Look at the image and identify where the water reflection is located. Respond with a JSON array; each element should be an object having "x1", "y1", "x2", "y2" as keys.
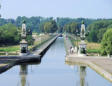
[
  {"x1": 19, "y1": 65, "x2": 28, "y2": 86},
  {"x1": 66, "y1": 62, "x2": 87, "y2": 86},
  {"x1": 79, "y1": 66, "x2": 86, "y2": 86},
  {"x1": 69, "y1": 64, "x2": 87, "y2": 86},
  {"x1": 0, "y1": 38, "x2": 112, "y2": 86},
  {"x1": 18, "y1": 65, "x2": 87, "y2": 86}
]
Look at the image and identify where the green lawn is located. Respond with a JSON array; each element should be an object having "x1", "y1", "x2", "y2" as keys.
[
  {"x1": 0, "y1": 45, "x2": 20, "y2": 52},
  {"x1": 87, "y1": 49, "x2": 100, "y2": 53},
  {"x1": 86, "y1": 42, "x2": 101, "y2": 53},
  {"x1": 69, "y1": 35, "x2": 101, "y2": 54}
]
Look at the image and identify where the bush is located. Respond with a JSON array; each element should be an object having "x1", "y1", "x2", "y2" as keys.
[
  {"x1": 101, "y1": 28, "x2": 112, "y2": 55},
  {"x1": 0, "y1": 23, "x2": 20, "y2": 45}
]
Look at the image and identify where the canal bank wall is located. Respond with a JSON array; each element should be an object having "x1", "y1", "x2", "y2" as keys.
[
  {"x1": 65, "y1": 57, "x2": 112, "y2": 82},
  {"x1": 33, "y1": 34, "x2": 59, "y2": 57},
  {"x1": 0, "y1": 34, "x2": 60, "y2": 74},
  {"x1": 64, "y1": 35, "x2": 112, "y2": 82},
  {"x1": 0, "y1": 59, "x2": 17, "y2": 74}
]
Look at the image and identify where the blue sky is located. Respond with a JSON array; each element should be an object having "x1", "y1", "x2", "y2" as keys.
[{"x1": 0, "y1": 0, "x2": 112, "y2": 19}]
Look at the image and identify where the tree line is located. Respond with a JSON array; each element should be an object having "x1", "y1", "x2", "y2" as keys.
[
  {"x1": 0, "y1": 17, "x2": 96, "y2": 33},
  {"x1": 87, "y1": 19, "x2": 112, "y2": 42},
  {"x1": 0, "y1": 23, "x2": 33, "y2": 46},
  {"x1": 0, "y1": 16, "x2": 112, "y2": 48}
]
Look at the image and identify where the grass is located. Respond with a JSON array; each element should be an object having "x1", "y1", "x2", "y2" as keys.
[
  {"x1": 0, "y1": 45, "x2": 20, "y2": 52},
  {"x1": 87, "y1": 42, "x2": 101, "y2": 50},
  {"x1": 0, "y1": 34, "x2": 55, "y2": 56},
  {"x1": 69, "y1": 35, "x2": 101, "y2": 54},
  {"x1": 69, "y1": 36, "x2": 80, "y2": 47},
  {"x1": 86, "y1": 42, "x2": 101, "y2": 53},
  {"x1": 69, "y1": 37, "x2": 75, "y2": 47},
  {"x1": 87, "y1": 49, "x2": 100, "y2": 53},
  {"x1": 0, "y1": 34, "x2": 52, "y2": 53}
]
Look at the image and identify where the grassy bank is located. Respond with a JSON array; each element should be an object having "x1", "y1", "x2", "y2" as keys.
[
  {"x1": 86, "y1": 42, "x2": 101, "y2": 54},
  {"x1": 0, "y1": 45, "x2": 20, "y2": 55},
  {"x1": 68, "y1": 35, "x2": 101, "y2": 55},
  {"x1": 0, "y1": 34, "x2": 53, "y2": 55},
  {"x1": 0, "y1": 45, "x2": 20, "y2": 52},
  {"x1": 30, "y1": 34, "x2": 55, "y2": 51},
  {"x1": 68, "y1": 35, "x2": 80, "y2": 47}
]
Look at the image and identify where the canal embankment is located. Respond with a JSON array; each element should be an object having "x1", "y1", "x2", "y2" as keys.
[
  {"x1": 0, "y1": 37, "x2": 112, "y2": 86},
  {"x1": 32, "y1": 34, "x2": 59, "y2": 56},
  {"x1": 0, "y1": 58, "x2": 17, "y2": 74},
  {"x1": 64, "y1": 34, "x2": 112, "y2": 82},
  {"x1": 0, "y1": 34, "x2": 60, "y2": 73}
]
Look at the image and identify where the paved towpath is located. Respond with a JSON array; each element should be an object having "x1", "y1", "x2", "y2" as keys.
[{"x1": 64, "y1": 35, "x2": 112, "y2": 82}]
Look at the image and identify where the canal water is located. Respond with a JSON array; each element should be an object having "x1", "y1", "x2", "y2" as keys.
[{"x1": 0, "y1": 37, "x2": 112, "y2": 86}]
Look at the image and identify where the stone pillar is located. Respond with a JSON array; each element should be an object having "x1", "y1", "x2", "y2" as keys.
[
  {"x1": 78, "y1": 21, "x2": 87, "y2": 56},
  {"x1": 20, "y1": 21, "x2": 28, "y2": 56},
  {"x1": 20, "y1": 39, "x2": 28, "y2": 56},
  {"x1": 78, "y1": 41, "x2": 87, "y2": 56}
]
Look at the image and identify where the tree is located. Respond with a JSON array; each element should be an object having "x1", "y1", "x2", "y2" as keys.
[
  {"x1": 101, "y1": 28, "x2": 112, "y2": 56},
  {"x1": 97, "y1": 28, "x2": 107, "y2": 42},
  {"x1": 0, "y1": 23, "x2": 20, "y2": 45},
  {"x1": 70, "y1": 22, "x2": 78, "y2": 33},
  {"x1": 63, "y1": 22, "x2": 79, "y2": 34},
  {"x1": 26, "y1": 35, "x2": 34, "y2": 45},
  {"x1": 87, "y1": 20, "x2": 112, "y2": 42},
  {"x1": 43, "y1": 20, "x2": 58, "y2": 33}
]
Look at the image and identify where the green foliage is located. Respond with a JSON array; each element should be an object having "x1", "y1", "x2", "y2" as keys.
[
  {"x1": 87, "y1": 20, "x2": 112, "y2": 42},
  {"x1": 64, "y1": 22, "x2": 79, "y2": 34},
  {"x1": 26, "y1": 35, "x2": 34, "y2": 45},
  {"x1": 43, "y1": 20, "x2": 58, "y2": 33},
  {"x1": 0, "y1": 45, "x2": 19, "y2": 52},
  {"x1": 57, "y1": 18, "x2": 95, "y2": 28},
  {"x1": 87, "y1": 49, "x2": 100, "y2": 53},
  {"x1": 16, "y1": 16, "x2": 41, "y2": 32},
  {"x1": 0, "y1": 17, "x2": 96, "y2": 33},
  {"x1": 101, "y1": 28, "x2": 112, "y2": 55},
  {"x1": 97, "y1": 28, "x2": 107, "y2": 42},
  {"x1": 0, "y1": 17, "x2": 112, "y2": 44},
  {"x1": 0, "y1": 23, "x2": 20, "y2": 45},
  {"x1": 0, "y1": 23, "x2": 34, "y2": 45}
]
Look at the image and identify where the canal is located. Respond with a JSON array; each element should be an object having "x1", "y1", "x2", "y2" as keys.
[{"x1": 0, "y1": 37, "x2": 112, "y2": 86}]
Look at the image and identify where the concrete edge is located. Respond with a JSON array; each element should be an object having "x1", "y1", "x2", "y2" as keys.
[{"x1": 65, "y1": 57, "x2": 112, "y2": 82}]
